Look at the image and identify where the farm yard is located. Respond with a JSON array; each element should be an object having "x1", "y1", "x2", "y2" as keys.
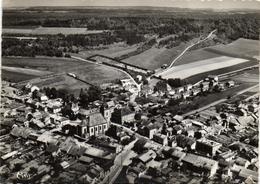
[
  {"x1": 158, "y1": 56, "x2": 251, "y2": 80},
  {"x1": 2, "y1": 27, "x2": 106, "y2": 35}
]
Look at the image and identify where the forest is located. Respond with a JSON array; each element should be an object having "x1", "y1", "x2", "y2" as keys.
[{"x1": 2, "y1": 9, "x2": 259, "y2": 57}]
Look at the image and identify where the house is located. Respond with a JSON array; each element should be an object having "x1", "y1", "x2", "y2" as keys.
[
  {"x1": 36, "y1": 93, "x2": 48, "y2": 102},
  {"x1": 176, "y1": 135, "x2": 196, "y2": 150},
  {"x1": 137, "y1": 125, "x2": 158, "y2": 139},
  {"x1": 168, "y1": 90, "x2": 175, "y2": 96},
  {"x1": 235, "y1": 157, "x2": 250, "y2": 168},
  {"x1": 196, "y1": 138, "x2": 222, "y2": 156},
  {"x1": 78, "y1": 108, "x2": 99, "y2": 119},
  {"x1": 191, "y1": 88, "x2": 201, "y2": 96},
  {"x1": 200, "y1": 81, "x2": 210, "y2": 91},
  {"x1": 111, "y1": 107, "x2": 135, "y2": 125},
  {"x1": 231, "y1": 164, "x2": 258, "y2": 182},
  {"x1": 172, "y1": 125, "x2": 183, "y2": 135},
  {"x1": 225, "y1": 80, "x2": 235, "y2": 88},
  {"x1": 182, "y1": 91, "x2": 191, "y2": 99},
  {"x1": 81, "y1": 112, "x2": 109, "y2": 137},
  {"x1": 184, "y1": 84, "x2": 193, "y2": 91},
  {"x1": 181, "y1": 153, "x2": 218, "y2": 177},
  {"x1": 175, "y1": 87, "x2": 184, "y2": 93},
  {"x1": 100, "y1": 101, "x2": 115, "y2": 123},
  {"x1": 163, "y1": 147, "x2": 186, "y2": 161},
  {"x1": 136, "y1": 150, "x2": 157, "y2": 164},
  {"x1": 153, "y1": 133, "x2": 168, "y2": 146},
  {"x1": 121, "y1": 79, "x2": 133, "y2": 87},
  {"x1": 173, "y1": 115, "x2": 184, "y2": 123},
  {"x1": 208, "y1": 75, "x2": 219, "y2": 82}
]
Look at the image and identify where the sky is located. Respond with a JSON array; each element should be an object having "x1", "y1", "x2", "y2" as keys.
[{"x1": 2, "y1": 0, "x2": 260, "y2": 9}]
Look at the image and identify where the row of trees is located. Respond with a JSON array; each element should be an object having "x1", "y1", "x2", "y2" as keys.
[{"x1": 154, "y1": 78, "x2": 187, "y2": 92}]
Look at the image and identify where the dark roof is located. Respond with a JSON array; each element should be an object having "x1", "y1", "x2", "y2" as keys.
[
  {"x1": 83, "y1": 112, "x2": 107, "y2": 127},
  {"x1": 79, "y1": 156, "x2": 94, "y2": 164},
  {"x1": 121, "y1": 108, "x2": 135, "y2": 116},
  {"x1": 68, "y1": 146, "x2": 87, "y2": 156}
]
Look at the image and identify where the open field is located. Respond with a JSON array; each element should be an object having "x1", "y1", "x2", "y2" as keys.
[
  {"x1": 2, "y1": 66, "x2": 52, "y2": 76},
  {"x1": 122, "y1": 43, "x2": 191, "y2": 70},
  {"x1": 158, "y1": 56, "x2": 251, "y2": 80},
  {"x1": 173, "y1": 48, "x2": 221, "y2": 66},
  {"x1": 2, "y1": 27, "x2": 105, "y2": 35},
  {"x1": 185, "y1": 62, "x2": 259, "y2": 84},
  {"x1": 121, "y1": 38, "x2": 259, "y2": 71},
  {"x1": 2, "y1": 56, "x2": 127, "y2": 95},
  {"x1": 78, "y1": 44, "x2": 139, "y2": 58},
  {"x1": 27, "y1": 63, "x2": 127, "y2": 95},
  {"x1": 206, "y1": 38, "x2": 260, "y2": 59},
  {"x1": 230, "y1": 68, "x2": 259, "y2": 84},
  {"x1": 2, "y1": 57, "x2": 86, "y2": 72},
  {"x1": 2, "y1": 70, "x2": 40, "y2": 83}
]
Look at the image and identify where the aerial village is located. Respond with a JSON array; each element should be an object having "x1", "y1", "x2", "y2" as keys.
[{"x1": 0, "y1": 73, "x2": 259, "y2": 184}]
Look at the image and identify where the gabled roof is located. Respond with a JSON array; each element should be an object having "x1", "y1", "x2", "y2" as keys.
[
  {"x1": 83, "y1": 112, "x2": 107, "y2": 127},
  {"x1": 121, "y1": 108, "x2": 135, "y2": 116}
]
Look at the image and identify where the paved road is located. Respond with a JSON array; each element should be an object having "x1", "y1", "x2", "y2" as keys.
[
  {"x1": 183, "y1": 84, "x2": 259, "y2": 116},
  {"x1": 155, "y1": 29, "x2": 217, "y2": 77}
]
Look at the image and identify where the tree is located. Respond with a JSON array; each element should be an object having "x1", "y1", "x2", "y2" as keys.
[
  {"x1": 154, "y1": 81, "x2": 168, "y2": 92},
  {"x1": 87, "y1": 86, "x2": 101, "y2": 102},
  {"x1": 168, "y1": 78, "x2": 183, "y2": 88},
  {"x1": 28, "y1": 167, "x2": 38, "y2": 175},
  {"x1": 79, "y1": 88, "x2": 88, "y2": 108},
  {"x1": 50, "y1": 87, "x2": 57, "y2": 99},
  {"x1": 32, "y1": 90, "x2": 38, "y2": 99}
]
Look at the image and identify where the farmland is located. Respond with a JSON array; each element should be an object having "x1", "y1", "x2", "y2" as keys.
[
  {"x1": 2, "y1": 27, "x2": 105, "y2": 35},
  {"x1": 78, "y1": 43, "x2": 139, "y2": 58},
  {"x1": 185, "y1": 61, "x2": 259, "y2": 84},
  {"x1": 2, "y1": 70, "x2": 40, "y2": 83},
  {"x1": 206, "y1": 38, "x2": 259, "y2": 59},
  {"x1": 2, "y1": 56, "x2": 127, "y2": 95},
  {"x1": 21, "y1": 63, "x2": 127, "y2": 95},
  {"x1": 122, "y1": 42, "x2": 190, "y2": 70},
  {"x1": 122, "y1": 38, "x2": 259, "y2": 71},
  {"x1": 158, "y1": 56, "x2": 252, "y2": 80},
  {"x1": 2, "y1": 66, "x2": 52, "y2": 77},
  {"x1": 1, "y1": 57, "x2": 87, "y2": 72}
]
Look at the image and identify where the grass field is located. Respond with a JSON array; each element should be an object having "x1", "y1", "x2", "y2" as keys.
[
  {"x1": 159, "y1": 56, "x2": 251, "y2": 80},
  {"x1": 185, "y1": 61, "x2": 259, "y2": 84},
  {"x1": 2, "y1": 27, "x2": 105, "y2": 35},
  {"x1": 2, "y1": 70, "x2": 39, "y2": 82},
  {"x1": 2, "y1": 57, "x2": 86, "y2": 72},
  {"x1": 122, "y1": 43, "x2": 193, "y2": 70},
  {"x1": 122, "y1": 37, "x2": 220, "y2": 70},
  {"x1": 173, "y1": 48, "x2": 221, "y2": 66},
  {"x1": 121, "y1": 38, "x2": 259, "y2": 71},
  {"x1": 78, "y1": 43, "x2": 139, "y2": 58},
  {"x1": 2, "y1": 56, "x2": 127, "y2": 95},
  {"x1": 206, "y1": 38, "x2": 259, "y2": 59},
  {"x1": 27, "y1": 63, "x2": 127, "y2": 95},
  {"x1": 2, "y1": 66, "x2": 52, "y2": 76}
]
